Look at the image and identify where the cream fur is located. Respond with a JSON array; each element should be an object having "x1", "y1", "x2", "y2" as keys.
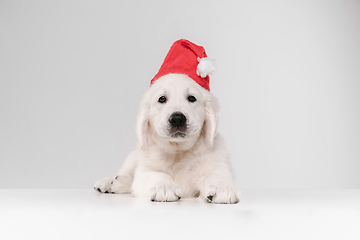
[{"x1": 94, "y1": 74, "x2": 240, "y2": 204}]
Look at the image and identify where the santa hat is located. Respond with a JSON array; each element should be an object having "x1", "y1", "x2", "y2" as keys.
[{"x1": 150, "y1": 39, "x2": 215, "y2": 91}]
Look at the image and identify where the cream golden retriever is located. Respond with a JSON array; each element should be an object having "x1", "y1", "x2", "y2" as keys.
[{"x1": 94, "y1": 74, "x2": 240, "y2": 204}]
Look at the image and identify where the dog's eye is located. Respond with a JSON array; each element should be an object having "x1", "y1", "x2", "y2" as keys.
[
  {"x1": 158, "y1": 96, "x2": 167, "y2": 103},
  {"x1": 188, "y1": 95, "x2": 197, "y2": 102}
]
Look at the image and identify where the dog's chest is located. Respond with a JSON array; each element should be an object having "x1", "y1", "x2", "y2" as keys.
[
  {"x1": 168, "y1": 152, "x2": 190, "y2": 173},
  {"x1": 169, "y1": 153, "x2": 202, "y2": 190}
]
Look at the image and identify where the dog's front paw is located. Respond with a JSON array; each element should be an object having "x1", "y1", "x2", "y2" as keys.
[
  {"x1": 94, "y1": 177, "x2": 113, "y2": 193},
  {"x1": 204, "y1": 184, "x2": 240, "y2": 204},
  {"x1": 149, "y1": 181, "x2": 182, "y2": 202},
  {"x1": 94, "y1": 175, "x2": 133, "y2": 194},
  {"x1": 110, "y1": 175, "x2": 133, "y2": 194}
]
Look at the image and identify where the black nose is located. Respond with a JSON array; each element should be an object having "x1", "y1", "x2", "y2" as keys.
[{"x1": 169, "y1": 112, "x2": 186, "y2": 128}]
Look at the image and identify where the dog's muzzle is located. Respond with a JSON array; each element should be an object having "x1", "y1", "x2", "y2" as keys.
[{"x1": 169, "y1": 112, "x2": 187, "y2": 137}]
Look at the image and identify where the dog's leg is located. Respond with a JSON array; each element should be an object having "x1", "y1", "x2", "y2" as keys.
[
  {"x1": 199, "y1": 165, "x2": 241, "y2": 204},
  {"x1": 94, "y1": 150, "x2": 138, "y2": 194},
  {"x1": 196, "y1": 139, "x2": 241, "y2": 204},
  {"x1": 132, "y1": 169, "x2": 182, "y2": 202}
]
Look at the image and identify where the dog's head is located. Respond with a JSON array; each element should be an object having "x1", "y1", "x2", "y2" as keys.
[{"x1": 136, "y1": 74, "x2": 219, "y2": 151}]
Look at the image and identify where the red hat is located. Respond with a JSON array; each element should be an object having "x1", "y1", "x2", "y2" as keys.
[{"x1": 150, "y1": 39, "x2": 215, "y2": 91}]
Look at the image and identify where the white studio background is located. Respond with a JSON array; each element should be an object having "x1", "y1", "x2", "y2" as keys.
[{"x1": 0, "y1": 0, "x2": 359, "y2": 189}]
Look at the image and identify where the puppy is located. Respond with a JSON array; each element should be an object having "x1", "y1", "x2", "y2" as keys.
[{"x1": 94, "y1": 40, "x2": 240, "y2": 204}]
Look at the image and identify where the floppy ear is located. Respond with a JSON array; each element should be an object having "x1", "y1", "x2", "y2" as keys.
[
  {"x1": 136, "y1": 94, "x2": 150, "y2": 151},
  {"x1": 203, "y1": 92, "x2": 219, "y2": 149}
]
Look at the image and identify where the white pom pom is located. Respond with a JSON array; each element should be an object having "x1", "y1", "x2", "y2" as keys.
[{"x1": 196, "y1": 57, "x2": 216, "y2": 78}]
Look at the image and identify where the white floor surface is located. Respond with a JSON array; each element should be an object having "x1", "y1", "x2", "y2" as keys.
[{"x1": 1, "y1": 189, "x2": 359, "y2": 240}]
